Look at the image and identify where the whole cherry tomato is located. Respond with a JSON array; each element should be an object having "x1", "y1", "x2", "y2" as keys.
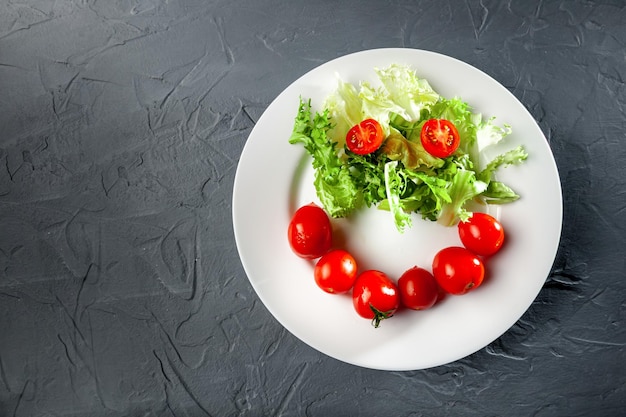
[
  {"x1": 420, "y1": 119, "x2": 460, "y2": 158},
  {"x1": 458, "y1": 212, "x2": 505, "y2": 256},
  {"x1": 398, "y1": 266, "x2": 439, "y2": 310},
  {"x1": 432, "y1": 247, "x2": 485, "y2": 295},
  {"x1": 287, "y1": 203, "x2": 332, "y2": 259},
  {"x1": 352, "y1": 270, "x2": 400, "y2": 328},
  {"x1": 346, "y1": 118, "x2": 384, "y2": 155},
  {"x1": 314, "y1": 249, "x2": 358, "y2": 294}
]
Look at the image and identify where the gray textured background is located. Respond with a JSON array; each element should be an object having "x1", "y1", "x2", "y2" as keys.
[{"x1": 1, "y1": 1, "x2": 625, "y2": 416}]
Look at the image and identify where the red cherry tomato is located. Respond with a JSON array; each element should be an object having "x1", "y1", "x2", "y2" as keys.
[
  {"x1": 287, "y1": 203, "x2": 332, "y2": 259},
  {"x1": 398, "y1": 266, "x2": 439, "y2": 310},
  {"x1": 432, "y1": 247, "x2": 485, "y2": 295},
  {"x1": 458, "y1": 212, "x2": 505, "y2": 256},
  {"x1": 346, "y1": 118, "x2": 384, "y2": 155},
  {"x1": 314, "y1": 249, "x2": 358, "y2": 294},
  {"x1": 352, "y1": 270, "x2": 400, "y2": 328},
  {"x1": 420, "y1": 119, "x2": 460, "y2": 158}
]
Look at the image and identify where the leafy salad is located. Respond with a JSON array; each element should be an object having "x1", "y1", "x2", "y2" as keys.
[{"x1": 289, "y1": 64, "x2": 527, "y2": 232}]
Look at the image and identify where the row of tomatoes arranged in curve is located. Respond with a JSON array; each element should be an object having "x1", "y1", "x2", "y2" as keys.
[
  {"x1": 287, "y1": 203, "x2": 506, "y2": 328},
  {"x1": 288, "y1": 117, "x2": 504, "y2": 327}
]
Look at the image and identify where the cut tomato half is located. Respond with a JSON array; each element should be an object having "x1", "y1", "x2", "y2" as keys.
[
  {"x1": 346, "y1": 118, "x2": 384, "y2": 155},
  {"x1": 420, "y1": 119, "x2": 460, "y2": 158}
]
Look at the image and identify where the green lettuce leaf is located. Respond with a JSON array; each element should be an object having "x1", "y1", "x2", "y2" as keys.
[
  {"x1": 289, "y1": 98, "x2": 359, "y2": 217},
  {"x1": 375, "y1": 64, "x2": 439, "y2": 121},
  {"x1": 323, "y1": 78, "x2": 363, "y2": 148},
  {"x1": 478, "y1": 145, "x2": 528, "y2": 183},
  {"x1": 383, "y1": 161, "x2": 413, "y2": 232},
  {"x1": 438, "y1": 163, "x2": 488, "y2": 227},
  {"x1": 478, "y1": 145, "x2": 528, "y2": 204}
]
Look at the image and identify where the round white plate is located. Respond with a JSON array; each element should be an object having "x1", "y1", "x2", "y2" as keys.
[{"x1": 232, "y1": 48, "x2": 562, "y2": 371}]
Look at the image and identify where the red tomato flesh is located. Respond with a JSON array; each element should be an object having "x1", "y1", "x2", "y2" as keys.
[
  {"x1": 398, "y1": 266, "x2": 439, "y2": 310},
  {"x1": 420, "y1": 119, "x2": 460, "y2": 158},
  {"x1": 287, "y1": 203, "x2": 332, "y2": 259},
  {"x1": 346, "y1": 118, "x2": 384, "y2": 155},
  {"x1": 432, "y1": 247, "x2": 485, "y2": 295},
  {"x1": 458, "y1": 212, "x2": 505, "y2": 256},
  {"x1": 314, "y1": 249, "x2": 357, "y2": 294},
  {"x1": 352, "y1": 270, "x2": 400, "y2": 328}
]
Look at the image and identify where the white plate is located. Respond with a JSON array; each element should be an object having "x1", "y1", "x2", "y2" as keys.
[{"x1": 232, "y1": 48, "x2": 562, "y2": 371}]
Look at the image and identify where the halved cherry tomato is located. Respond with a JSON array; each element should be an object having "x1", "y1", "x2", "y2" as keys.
[
  {"x1": 352, "y1": 270, "x2": 399, "y2": 328},
  {"x1": 314, "y1": 249, "x2": 357, "y2": 294},
  {"x1": 432, "y1": 247, "x2": 485, "y2": 295},
  {"x1": 346, "y1": 118, "x2": 384, "y2": 155},
  {"x1": 287, "y1": 203, "x2": 332, "y2": 259},
  {"x1": 420, "y1": 119, "x2": 460, "y2": 158},
  {"x1": 398, "y1": 266, "x2": 439, "y2": 310},
  {"x1": 458, "y1": 212, "x2": 505, "y2": 256}
]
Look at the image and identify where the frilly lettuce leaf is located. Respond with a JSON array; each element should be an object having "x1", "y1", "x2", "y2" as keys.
[
  {"x1": 289, "y1": 98, "x2": 359, "y2": 217},
  {"x1": 375, "y1": 64, "x2": 439, "y2": 121}
]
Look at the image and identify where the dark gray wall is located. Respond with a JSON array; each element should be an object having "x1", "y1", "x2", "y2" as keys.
[{"x1": 1, "y1": 1, "x2": 624, "y2": 416}]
